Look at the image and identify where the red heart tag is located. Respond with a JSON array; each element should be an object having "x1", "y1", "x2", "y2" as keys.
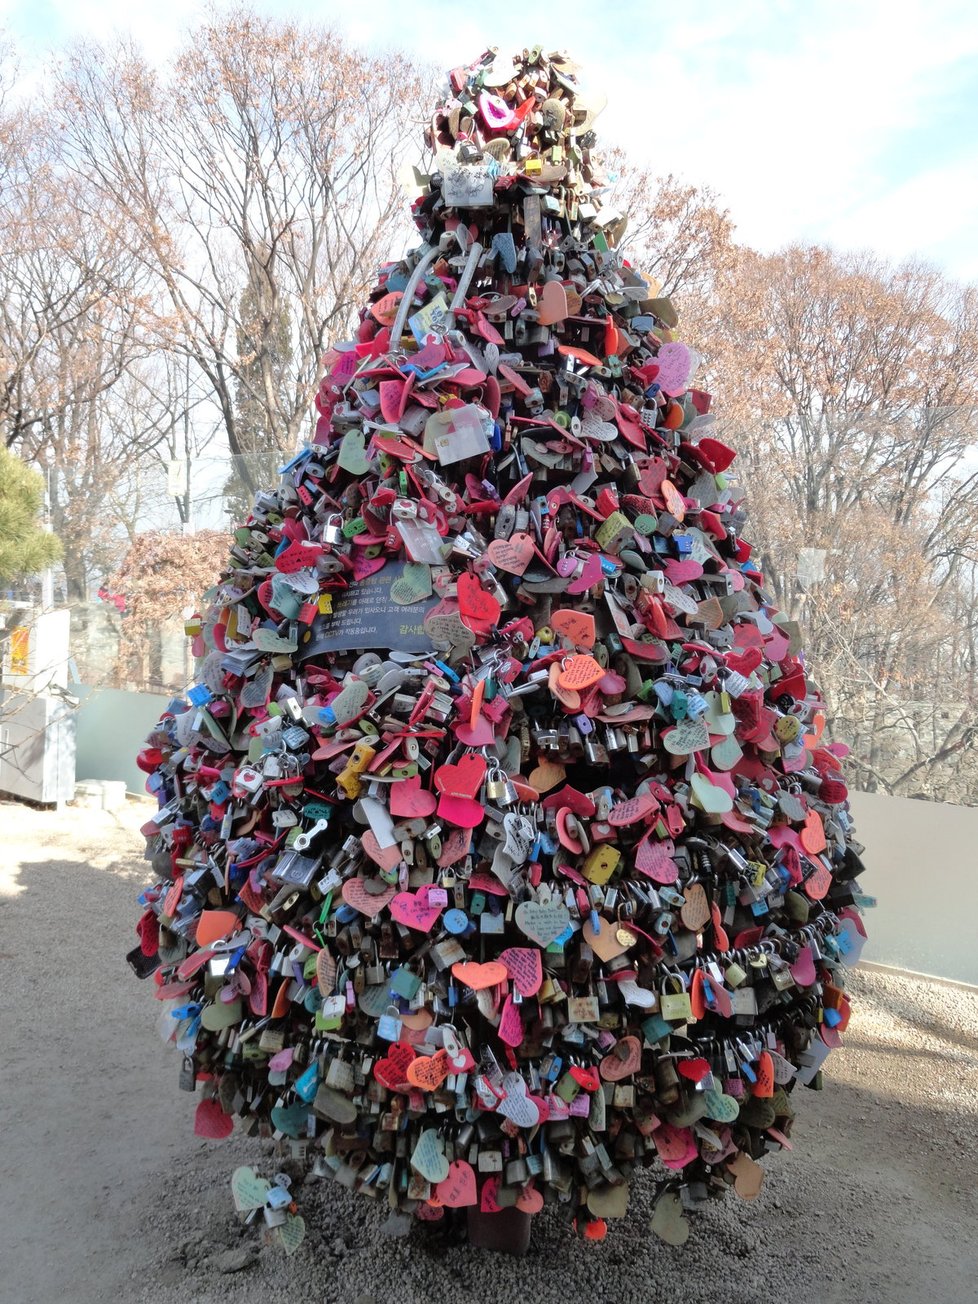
[
  {"x1": 373, "y1": 1040, "x2": 416, "y2": 1091},
  {"x1": 697, "y1": 437, "x2": 736, "y2": 472},
  {"x1": 726, "y1": 647, "x2": 762, "y2": 676},
  {"x1": 457, "y1": 572, "x2": 500, "y2": 629},
  {"x1": 570, "y1": 1066, "x2": 601, "y2": 1093},
  {"x1": 435, "y1": 753, "x2": 487, "y2": 800},
  {"x1": 194, "y1": 1099, "x2": 234, "y2": 1139},
  {"x1": 677, "y1": 1057, "x2": 711, "y2": 1084}
]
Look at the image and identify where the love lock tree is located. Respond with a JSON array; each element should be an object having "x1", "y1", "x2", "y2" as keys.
[{"x1": 130, "y1": 48, "x2": 870, "y2": 1254}]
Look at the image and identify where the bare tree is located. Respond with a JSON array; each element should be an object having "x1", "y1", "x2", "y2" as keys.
[
  {"x1": 702, "y1": 245, "x2": 978, "y2": 799},
  {"x1": 55, "y1": 10, "x2": 431, "y2": 462}
]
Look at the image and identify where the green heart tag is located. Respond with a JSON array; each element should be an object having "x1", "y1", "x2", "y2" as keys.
[
  {"x1": 338, "y1": 429, "x2": 370, "y2": 475},
  {"x1": 275, "y1": 1213, "x2": 306, "y2": 1255},
  {"x1": 390, "y1": 562, "x2": 433, "y2": 606},
  {"x1": 230, "y1": 1166, "x2": 271, "y2": 1212}
]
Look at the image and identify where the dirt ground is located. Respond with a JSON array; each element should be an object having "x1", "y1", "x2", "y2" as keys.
[{"x1": 2, "y1": 797, "x2": 976, "y2": 1304}]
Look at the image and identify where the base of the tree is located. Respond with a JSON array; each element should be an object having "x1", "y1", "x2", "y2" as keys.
[{"x1": 466, "y1": 1208, "x2": 532, "y2": 1255}]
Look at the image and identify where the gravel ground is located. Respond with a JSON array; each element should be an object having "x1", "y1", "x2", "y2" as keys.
[{"x1": 2, "y1": 797, "x2": 976, "y2": 1304}]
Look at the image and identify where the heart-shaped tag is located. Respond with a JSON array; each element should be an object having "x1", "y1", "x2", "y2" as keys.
[
  {"x1": 701, "y1": 1086, "x2": 740, "y2": 1123},
  {"x1": 680, "y1": 881, "x2": 711, "y2": 931},
  {"x1": 275, "y1": 1213, "x2": 306, "y2": 1255},
  {"x1": 663, "y1": 720, "x2": 710, "y2": 755},
  {"x1": 498, "y1": 947, "x2": 543, "y2": 996},
  {"x1": 550, "y1": 608, "x2": 596, "y2": 649},
  {"x1": 634, "y1": 835, "x2": 678, "y2": 884},
  {"x1": 515, "y1": 900, "x2": 571, "y2": 947},
  {"x1": 390, "y1": 562, "x2": 433, "y2": 606},
  {"x1": 360, "y1": 830, "x2": 402, "y2": 873},
  {"x1": 486, "y1": 532, "x2": 535, "y2": 575},
  {"x1": 558, "y1": 655, "x2": 605, "y2": 692},
  {"x1": 650, "y1": 1191, "x2": 689, "y2": 1245},
  {"x1": 230, "y1": 1166, "x2": 271, "y2": 1212},
  {"x1": 800, "y1": 809, "x2": 827, "y2": 854},
  {"x1": 652, "y1": 1122, "x2": 697, "y2": 1169},
  {"x1": 435, "y1": 1160, "x2": 478, "y2": 1208},
  {"x1": 271, "y1": 1101, "x2": 308, "y2": 1137},
  {"x1": 373, "y1": 1040, "x2": 416, "y2": 1091},
  {"x1": 391, "y1": 888, "x2": 444, "y2": 933},
  {"x1": 200, "y1": 998, "x2": 243, "y2": 1031},
  {"x1": 411, "y1": 1128, "x2": 450, "y2": 1184},
  {"x1": 587, "y1": 1183, "x2": 629, "y2": 1219},
  {"x1": 655, "y1": 342, "x2": 694, "y2": 396},
  {"x1": 516, "y1": 1182, "x2": 544, "y2": 1214},
  {"x1": 389, "y1": 776, "x2": 437, "y2": 819},
  {"x1": 342, "y1": 876, "x2": 397, "y2": 916},
  {"x1": 329, "y1": 678, "x2": 369, "y2": 725},
  {"x1": 583, "y1": 916, "x2": 628, "y2": 962},
  {"x1": 194, "y1": 1099, "x2": 233, "y2": 1139},
  {"x1": 711, "y1": 735, "x2": 743, "y2": 771},
  {"x1": 196, "y1": 909, "x2": 240, "y2": 946},
  {"x1": 608, "y1": 792, "x2": 659, "y2": 827},
  {"x1": 498, "y1": 994, "x2": 524, "y2": 1047},
  {"x1": 407, "y1": 1050, "x2": 450, "y2": 1092},
  {"x1": 727, "y1": 1150, "x2": 765, "y2": 1200},
  {"x1": 690, "y1": 770, "x2": 733, "y2": 813},
  {"x1": 457, "y1": 571, "x2": 500, "y2": 629},
  {"x1": 338, "y1": 428, "x2": 371, "y2": 475},
  {"x1": 434, "y1": 753, "x2": 487, "y2": 828},
  {"x1": 565, "y1": 553, "x2": 603, "y2": 595},
  {"x1": 451, "y1": 960, "x2": 507, "y2": 990},
  {"x1": 498, "y1": 1072, "x2": 540, "y2": 1128},
  {"x1": 536, "y1": 279, "x2": 569, "y2": 325},
  {"x1": 599, "y1": 1035, "x2": 642, "y2": 1082},
  {"x1": 379, "y1": 378, "x2": 408, "y2": 423},
  {"x1": 790, "y1": 944, "x2": 818, "y2": 988}
]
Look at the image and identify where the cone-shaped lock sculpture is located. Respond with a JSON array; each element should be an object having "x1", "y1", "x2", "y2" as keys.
[{"x1": 130, "y1": 47, "x2": 869, "y2": 1250}]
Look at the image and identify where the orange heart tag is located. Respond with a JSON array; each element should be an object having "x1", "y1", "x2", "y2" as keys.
[
  {"x1": 451, "y1": 960, "x2": 508, "y2": 990},
  {"x1": 550, "y1": 608, "x2": 596, "y2": 649},
  {"x1": 558, "y1": 654, "x2": 605, "y2": 691},
  {"x1": 800, "y1": 810, "x2": 827, "y2": 854},
  {"x1": 195, "y1": 910, "x2": 239, "y2": 946}
]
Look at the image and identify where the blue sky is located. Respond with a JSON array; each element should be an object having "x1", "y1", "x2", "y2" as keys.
[{"x1": 4, "y1": 0, "x2": 978, "y2": 281}]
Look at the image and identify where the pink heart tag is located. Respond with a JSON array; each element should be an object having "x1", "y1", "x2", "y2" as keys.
[
  {"x1": 663, "y1": 558, "x2": 704, "y2": 585},
  {"x1": 435, "y1": 1160, "x2": 478, "y2": 1208},
  {"x1": 342, "y1": 876, "x2": 397, "y2": 916},
  {"x1": 486, "y1": 532, "x2": 535, "y2": 575},
  {"x1": 790, "y1": 944, "x2": 818, "y2": 987},
  {"x1": 360, "y1": 831, "x2": 403, "y2": 873},
  {"x1": 480, "y1": 1174, "x2": 502, "y2": 1213},
  {"x1": 498, "y1": 994, "x2": 524, "y2": 1048},
  {"x1": 653, "y1": 1123, "x2": 697, "y2": 1169},
  {"x1": 390, "y1": 887, "x2": 444, "y2": 933},
  {"x1": 634, "y1": 835, "x2": 678, "y2": 884},
  {"x1": 566, "y1": 553, "x2": 603, "y2": 595},
  {"x1": 379, "y1": 378, "x2": 408, "y2": 423},
  {"x1": 498, "y1": 947, "x2": 543, "y2": 997},
  {"x1": 655, "y1": 342, "x2": 693, "y2": 396},
  {"x1": 536, "y1": 280, "x2": 569, "y2": 326},
  {"x1": 389, "y1": 776, "x2": 437, "y2": 819}
]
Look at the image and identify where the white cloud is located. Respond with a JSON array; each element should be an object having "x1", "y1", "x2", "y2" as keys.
[{"x1": 2, "y1": 0, "x2": 978, "y2": 279}]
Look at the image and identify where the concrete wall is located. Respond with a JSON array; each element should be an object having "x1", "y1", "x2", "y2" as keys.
[
  {"x1": 74, "y1": 684, "x2": 168, "y2": 797},
  {"x1": 847, "y1": 789, "x2": 978, "y2": 985},
  {"x1": 70, "y1": 686, "x2": 977, "y2": 985}
]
